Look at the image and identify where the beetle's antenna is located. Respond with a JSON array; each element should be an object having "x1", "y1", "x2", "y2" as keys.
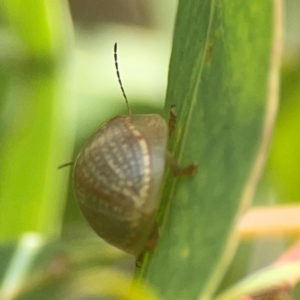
[
  {"x1": 114, "y1": 43, "x2": 131, "y2": 115},
  {"x1": 58, "y1": 162, "x2": 74, "y2": 170}
]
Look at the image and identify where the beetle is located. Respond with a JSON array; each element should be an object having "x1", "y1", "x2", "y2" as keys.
[{"x1": 72, "y1": 43, "x2": 196, "y2": 257}]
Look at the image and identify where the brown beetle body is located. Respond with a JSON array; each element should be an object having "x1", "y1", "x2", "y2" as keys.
[{"x1": 74, "y1": 114, "x2": 168, "y2": 255}]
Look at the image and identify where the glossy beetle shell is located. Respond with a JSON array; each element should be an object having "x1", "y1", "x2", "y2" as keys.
[{"x1": 74, "y1": 114, "x2": 168, "y2": 255}]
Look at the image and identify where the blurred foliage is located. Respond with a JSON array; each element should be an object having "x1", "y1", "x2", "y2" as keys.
[
  {"x1": 0, "y1": 0, "x2": 74, "y2": 240},
  {"x1": 267, "y1": 63, "x2": 300, "y2": 202},
  {"x1": 0, "y1": 0, "x2": 299, "y2": 299}
]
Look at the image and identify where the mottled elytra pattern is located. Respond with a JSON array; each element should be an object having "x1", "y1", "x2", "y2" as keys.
[
  {"x1": 75, "y1": 116, "x2": 151, "y2": 217},
  {"x1": 74, "y1": 114, "x2": 168, "y2": 255}
]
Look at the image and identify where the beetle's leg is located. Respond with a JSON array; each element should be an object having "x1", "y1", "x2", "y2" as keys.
[
  {"x1": 136, "y1": 224, "x2": 159, "y2": 267},
  {"x1": 58, "y1": 162, "x2": 74, "y2": 169},
  {"x1": 167, "y1": 153, "x2": 197, "y2": 177},
  {"x1": 167, "y1": 105, "x2": 197, "y2": 175},
  {"x1": 168, "y1": 105, "x2": 177, "y2": 137}
]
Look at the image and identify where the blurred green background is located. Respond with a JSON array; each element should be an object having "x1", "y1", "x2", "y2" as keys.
[
  {"x1": 0, "y1": 0, "x2": 177, "y2": 242},
  {"x1": 0, "y1": 0, "x2": 299, "y2": 299}
]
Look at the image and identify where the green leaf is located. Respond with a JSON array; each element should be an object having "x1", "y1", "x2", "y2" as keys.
[
  {"x1": 0, "y1": 0, "x2": 74, "y2": 240},
  {"x1": 138, "y1": 0, "x2": 282, "y2": 299}
]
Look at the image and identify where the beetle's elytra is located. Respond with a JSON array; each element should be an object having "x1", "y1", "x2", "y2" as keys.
[{"x1": 74, "y1": 114, "x2": 168, "y2": 255}]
